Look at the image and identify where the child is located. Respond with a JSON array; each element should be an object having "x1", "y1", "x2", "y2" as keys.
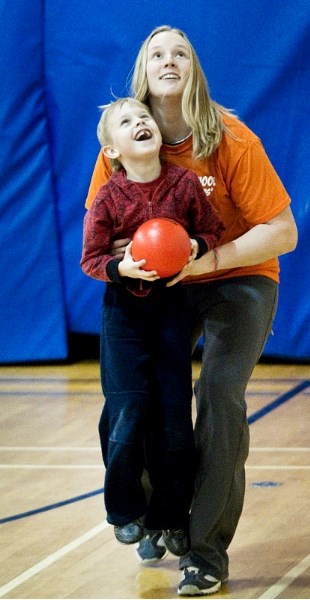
[{"x1": 80, "y1": 98, "x2": 224, "y2": 556}]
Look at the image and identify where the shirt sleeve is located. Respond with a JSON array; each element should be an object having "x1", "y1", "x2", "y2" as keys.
[
  {"x1": 85, "y1": 151, "x2": 113, "y2": 209},
  {"x1": 228, "y1": 139, "x2": 291, "y2": 224}
]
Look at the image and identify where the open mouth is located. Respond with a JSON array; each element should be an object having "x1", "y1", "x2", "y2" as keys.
[
  {"x1": 160, "y1": 73, "x2": 179, "y2": 80},
  {"x1": 134, "y1": 129, "x2": 152, "y2": 141}
]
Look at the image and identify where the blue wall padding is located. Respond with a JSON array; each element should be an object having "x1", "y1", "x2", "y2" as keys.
[
  {"x1": 0, "y1": 0, "x2": 309, "y2": 361},
  {"x1": 0, "y1": 0, "x2": 67, "y2": 361}
]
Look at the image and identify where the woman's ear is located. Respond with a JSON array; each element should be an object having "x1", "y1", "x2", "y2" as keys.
[{"x1": 103, "y1": 145, "x2": 120, "y2": 159}]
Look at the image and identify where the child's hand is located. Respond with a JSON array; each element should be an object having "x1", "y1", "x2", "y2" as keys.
[{"x1": 118, "y1": 242, "x2": 160, "y2": 281}]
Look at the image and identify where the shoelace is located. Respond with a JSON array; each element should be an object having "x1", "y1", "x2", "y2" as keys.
[
  {"x1": 184, "y1": 567, "x2": 219, "y2": 583},
  {"x1": 163, "y1": 529, "x2": 184, "y2": 537}
]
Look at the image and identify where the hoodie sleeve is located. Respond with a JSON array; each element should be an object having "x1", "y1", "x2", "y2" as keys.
[{"x1": 80, "y1": 190, "x2": 118, "y2": 282}]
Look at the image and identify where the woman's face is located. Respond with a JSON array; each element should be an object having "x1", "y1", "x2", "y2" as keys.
[{"x1": 146, "y1": 31, "x2": 191, "y2": 100}]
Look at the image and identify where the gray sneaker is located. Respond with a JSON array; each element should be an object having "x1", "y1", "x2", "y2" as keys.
[
  {"x1": 136, "y1": 530, "x2": 168, "y2": 564},
  {"x1": 162, "y1": 528, "x2": 190, "y2": 557},
  {"x1": 178, "y1": 566, "x2": 227, "y2": 596},
  {"x1": 114, "y1": 518, "x2": 144, "y2": 544}
]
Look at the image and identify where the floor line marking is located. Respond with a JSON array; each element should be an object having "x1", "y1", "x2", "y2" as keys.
[
  {"x1": 250, "y1": 447, "x2": 310, "y2": 452},
  {"x1": 0, "y1": 464, "x2": 103, "y2": 469},
  {"x1": 0, "y1": 446, "x2": 101, "y2": 452},
  {"x1": 248, "y1": 380, "x2": 310, "y2": 424},
  {"x1": 258, "y1": 553, "x2": 310, "y2": 598},
  {"x1": 0, "y1": 464, "x2": 309, "y2": 470},
  {"x1": 0, "y1": 488, "x2": 104, "y2": 524},
  {"x1": 245, "y1": 465, "x2": 310, "y2": 470},
  {"x1": 1, "y1": 446, "x2": 309, "y2": 452},
  {"x1": 0, "y1": 391, "x2": 101, "y2": 397},
  {"x1": 0, "y1": 446, "x2": 100, "y2": 451},
  {"x1": 0, "y1": 521, "x2": 109, "y2": 598}
]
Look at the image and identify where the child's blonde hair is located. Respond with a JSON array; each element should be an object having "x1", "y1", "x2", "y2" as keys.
[{"x1": 97, "y1": 97, "x2": 153, "y2": 171}]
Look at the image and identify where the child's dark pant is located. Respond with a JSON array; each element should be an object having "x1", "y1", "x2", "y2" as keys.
[{"x1": 99, "y1": 282, "x2": 196, "y2": 529}]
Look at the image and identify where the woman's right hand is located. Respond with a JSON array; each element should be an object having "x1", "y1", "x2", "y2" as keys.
[{"x1": 109, "y1": 237, "x2": 131, "y2": 258}]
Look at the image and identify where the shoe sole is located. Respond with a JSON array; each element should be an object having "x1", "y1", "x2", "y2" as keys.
[
  {"x1": 115, "y1": 531, "x2": 144, "y2": 545},
  {"x1": 178, "y1": 576, "x2": 229, "y2": 597},
  {"x1": 163, "y1": 543, "x2": 189, "y2": 557},
  {"x1": 178, "y1": 579, "x2": 221, "y2": 596},
  {"x1": 135, "y1": 548, "x2": 168, "y2": 565}
]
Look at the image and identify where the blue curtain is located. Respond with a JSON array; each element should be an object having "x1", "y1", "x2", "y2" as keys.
[{"x1": 0, "y1": 0, "x2": 309, "y2": 361}]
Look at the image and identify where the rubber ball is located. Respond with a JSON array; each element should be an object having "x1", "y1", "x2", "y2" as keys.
[{"x1": 132, "y1": 217, "x2": 191, "y2": 278}]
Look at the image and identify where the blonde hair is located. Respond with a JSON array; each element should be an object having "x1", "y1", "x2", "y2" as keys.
[
  {"x1": 97, "y1": 97, "x2": 152, "y2": 170},
  {"x1": 131, "y1": 25, "x2": 235, "y2": 159}
]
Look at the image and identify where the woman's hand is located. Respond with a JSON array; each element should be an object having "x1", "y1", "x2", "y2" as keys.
[
  {"x1": 166, "y1": 248, "x2": 216, "y2": 286},
  {"x1": 110, "y1": 237, "x2": 131, "y2": 258},
  {"x1": 167, "y1": 205, "x2": 298, "y2": 287},
  {"x1": 118, "y1": 242, "x2": 160, "y2": 281}
]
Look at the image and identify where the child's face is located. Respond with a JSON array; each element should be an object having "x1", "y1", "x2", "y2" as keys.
[{"x1": 105, "y1": 102, "x2": 162, "y2": 162}]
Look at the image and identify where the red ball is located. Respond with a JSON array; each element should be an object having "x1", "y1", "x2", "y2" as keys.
[{"x1": 132, "y1": 217, "x2": 191, "y2": 278}]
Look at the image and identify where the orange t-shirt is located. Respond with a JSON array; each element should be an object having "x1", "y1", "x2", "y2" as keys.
[{"x1": 85, "y1": 114, "x2": 291, "y2": 283}]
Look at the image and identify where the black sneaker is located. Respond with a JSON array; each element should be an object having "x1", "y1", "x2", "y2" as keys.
[
  {"x1": 136, "y1": 530, "x2": 168, "y2": 564},
  {"x1": 162, "y1": 528, "x2": 190, "y2": 557},
  {"x1": 114, "y1": 518, "x2": 144, "y2": 544},
  {"x1": 178, "y1": 566, "x2": 226, "y2": 596}
]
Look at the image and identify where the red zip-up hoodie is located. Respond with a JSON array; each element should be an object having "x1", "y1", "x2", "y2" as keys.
[{"x1": 81, "y1": 161, "x2": 224, "y2": 291}]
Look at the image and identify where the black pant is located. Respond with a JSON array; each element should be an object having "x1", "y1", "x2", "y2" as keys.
[
  {"x1": 180, "y1": 275, "x2": 278, "y2": 579},
  {"x1": 99, "y1": 283, "x2": 196, "y2": 529}
]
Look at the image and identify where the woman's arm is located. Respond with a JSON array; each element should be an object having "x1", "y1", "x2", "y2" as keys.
[
  {"x1": 215, "y1": 206, "x2": 297, "y2": 269},
  {"x1": 167, "y1": 206, "x2": 298, "y2": 284}
]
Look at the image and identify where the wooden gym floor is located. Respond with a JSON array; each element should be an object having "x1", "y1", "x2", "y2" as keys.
[{"x1": 0, "y1": 359, "x2": 309, "y2": 599}]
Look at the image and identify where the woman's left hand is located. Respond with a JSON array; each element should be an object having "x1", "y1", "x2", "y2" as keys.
[
  {"x1": 166, "y1": 248, "x2": 216, "y2": 286},
  {"x1": 166, "y1": 263, "x2": 193, "y2": 286}
]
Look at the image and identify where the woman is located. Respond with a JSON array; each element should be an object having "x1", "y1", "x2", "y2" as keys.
[{"x1": 85, "y1": 26, "x2": 298, "y2": 596}]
